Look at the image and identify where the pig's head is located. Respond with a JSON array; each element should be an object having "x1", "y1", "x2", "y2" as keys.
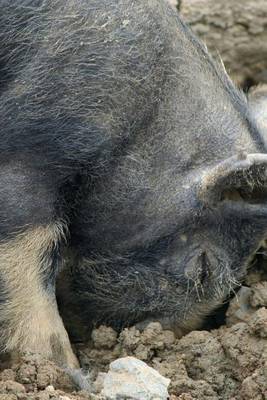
[
  {"x1": 70, "y1": 151, "x2": 267, "y2": 332},
  {"x1": 157, "y1": 152, "x2": 267, "y2": 330}
]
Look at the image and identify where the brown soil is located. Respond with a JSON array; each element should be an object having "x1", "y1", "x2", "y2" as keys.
[
  {"x1": 0, "y1": 258, "x2": 267, "y2": 400},
  {"x1": 77, "y1": 261, "x2": 267, "y2": 400},
  {"x1": 180, "y1": 0, "x2": 267, "y2": 87}
]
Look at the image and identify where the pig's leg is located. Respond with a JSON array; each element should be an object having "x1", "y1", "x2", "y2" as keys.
[{"x1": 0, "y1": 165, "x2": 78, "y2": 368}]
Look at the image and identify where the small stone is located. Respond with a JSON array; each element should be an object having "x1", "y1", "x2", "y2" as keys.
[
  {"x1": 101, "y1": 356, "x2": 170, "y2": 400},
  {"x1": 45, "y1": 385, "x2": 55, "y2": 392}
]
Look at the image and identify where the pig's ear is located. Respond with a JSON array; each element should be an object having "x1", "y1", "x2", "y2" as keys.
[
  {"x1": 248, "y1": 85, "x2": 267, "y2": 141},
  {"x1": 198, "y1": 153, "x2": 267, "y2": 205}
]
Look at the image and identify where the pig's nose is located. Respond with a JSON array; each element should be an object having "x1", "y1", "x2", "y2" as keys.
[{"x1": 184, "y1": 250, "x2": 211, "y2": 285}]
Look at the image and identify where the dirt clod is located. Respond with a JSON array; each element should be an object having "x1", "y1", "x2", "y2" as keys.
[
  {"x1": 2, "y1": 283, "x2": 267, "y2": 400},
  {"x1": 91, "y1": 327, "x2": 117, "y2": 350}
]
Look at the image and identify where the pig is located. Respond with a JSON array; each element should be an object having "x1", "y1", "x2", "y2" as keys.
[{"x1": 0, "y1": 0, "x2": 267, "y2": 368}]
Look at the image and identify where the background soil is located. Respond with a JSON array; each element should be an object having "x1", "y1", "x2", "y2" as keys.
[
  {"x1": 172, "y1": 0, "x2": 267, "y2": 87},
  {"x1": 1, "y1": 1, "x2": 267, "y2": 400}
]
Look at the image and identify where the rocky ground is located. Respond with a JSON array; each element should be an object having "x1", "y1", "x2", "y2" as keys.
[{"x1": 0, "y1": 257, "x2": 267, "y2": 400}]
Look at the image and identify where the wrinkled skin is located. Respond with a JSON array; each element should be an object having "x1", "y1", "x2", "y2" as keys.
[{"x1": 0, "y1": 0, "x2": 267, "y2": 366}]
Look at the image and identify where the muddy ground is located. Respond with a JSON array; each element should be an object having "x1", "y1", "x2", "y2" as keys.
[{"x1": 0, "y1": 258, "x2": 267, "y2": 400}]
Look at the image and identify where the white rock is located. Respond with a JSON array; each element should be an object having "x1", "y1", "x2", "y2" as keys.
[
  {"x1": 167, "y1": 0, "x2": 178, "y2": 8},
  {"x1": 101, "y1": 356, "x2": 170, "y2": 400},
  {"x1": 45, "y1": 385, "x2": 55, "y2": 392},
  {"x1": 94, "y1": 372, "x2": 107, "y2": 393}
]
